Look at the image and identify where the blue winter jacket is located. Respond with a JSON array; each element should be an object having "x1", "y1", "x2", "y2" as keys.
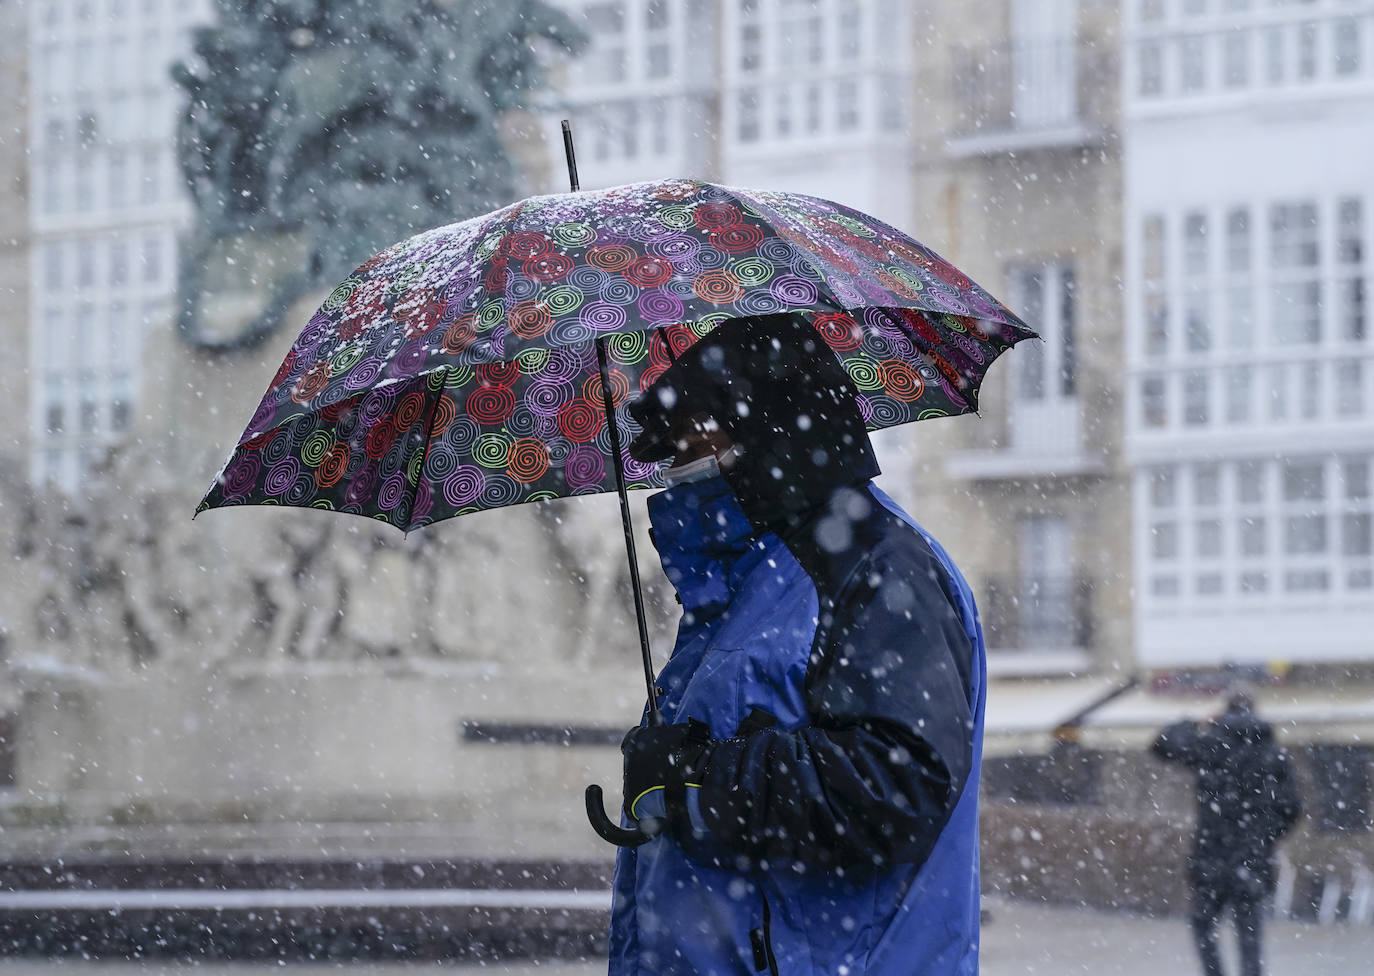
[{"x1": 609, "y1": 475, "x2": 986, "y2": 976}]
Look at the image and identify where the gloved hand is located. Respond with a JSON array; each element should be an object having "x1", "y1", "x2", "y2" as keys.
[{"x1": 621, "y1": 718, "x2": 713, "y2": 822}]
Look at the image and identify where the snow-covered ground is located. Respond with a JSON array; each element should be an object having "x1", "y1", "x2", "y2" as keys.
[{"x1": 0, "y1": 897, "x2": 1371, "y2": 975}]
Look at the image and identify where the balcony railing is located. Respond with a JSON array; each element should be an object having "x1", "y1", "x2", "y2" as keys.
[
  {"x1": 950, "y1": 38, "x2": 1095, "y2": 143},
  {"x1": 945, "y1": 395, "x2": 1107, "y2": 480},
  {"x1": 981, "y1": 573, "x2": 1093, "y2": 653}
]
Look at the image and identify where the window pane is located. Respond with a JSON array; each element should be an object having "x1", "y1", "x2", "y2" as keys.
[
  {"x1": 110, "y1": 241, "x2": 129, "y2": 287},
  {"x1": 1150, "y1": 466, "x2": 1177, "y2": 507},
  {"x1": 142, "y1": 236, "x2": 162, "y2": 283},
  {"x1": 1151, "y1": 575, "x2": 1179, "y2": 597},
  {"x1": 1226, "y1": 287, "x2": 1253, "y2": 349},
  {"x1": 1017, "y1": 268, "x2": 1046, "y2": 400},
  {"x1": 1185, "y1": 212, "x2": 1208, "y2": 273},
  {"x1": 836, "y1": 78, "x2": 859, "y2": 130},
  {"x1": 839, "y1": 0, "x2": 861, "y2": 57},
  {"x1": 1185, "y1": 291, "x2": 1211, "y2": 351},
  {"x1": 1335, "y1": 18, "x2": 1361, "y2": 76},
  {"x1": 1144, "y1": 215, "x2": 1165, "y2": 279},
  {"x1": 1344, "y1": 459, "x2": 1370, "y2": 499},
  {"x1": 1194, "y1": 464, "x2": 1221, "y2": 505},
  {"x1": 1240, "y1": 570, "x2": 1268, "y2": 593},
  {"x1": 1227, "y1": 211, "x2": 1252, "y2": 272},
  {"x1": 1060, "y1": 268, "x2": 1076, "y2": 396},
  {"x1": 1184, "y1": 371, "x2": 1210, "y2": 425},
  {"x1": 1240, "y1": 517, "x2": 1266, "y2": 556},
  {"x1": 1273, "y1": 281, "x2": 1322, "y2": 344},
  {"x1": 1285, "y1": 569, "x2": 1328, "y2": 592},
  {"x1": 1238, "y1": 460, "x2": 1266, "y2": 502},
  {"x1": 1339, "y1": 278, "x2": 1366, "y2": 342},
  {"x1": 1143, "y1": 376, "x2": 1167, "y2": 427},
  {"x1": 77, "y1": 241, "x2": 95, "y2": 286},
  {"x1": 1197, "y1": 519, "x2": 1223, "y2": 557},
  {"x1": 1225, "y1": 365, "x2": 1252, "y2": 422},
  {"x1": 647, "y1": 42, "x2": 672, "y2": 78},
  {"x1": 1283, "y1": 460, "x2": 1324, "y2": 501},
  {"x1": 1224, "y1": 31, "x2": 1249, "y2": 87},
  {"x1": 43, "y1": 243, "x2": 62, "y2": 291},
  {"x1": 1139, "y1": 42, "x2": 1163, "y2": 95},
  {"x1": 1337, "y1": 362, "x2": 1364, "y2": 416},
  {"x1": 585, "y1": 2, "x2": 625, "y2": 32},
  {"x1": 798, "y1": 83, "x2": 819, "y2": 132},
  {"x1": 1300, "y1": 361, "x2": 1321, "y2": 419},
  {"x1": 108, "y1": 303, "x2": 127, "y2": 363},
  {"x1": 1181, "y1": 36, "x2": 1206, "y2": 91},
  {"x1": 775, "y1": 89, "x2": 792, "y2": 137},
  {"x1": 1285, "y1": 514, "x2": 1327, "y2": 554},
  {"x1": 1271, "y1": 202, "x2": 1319, "y2": 267},
  {"x1": 1146, "y1": 294, "x2": 1169, "y2": 356},
  {"x1": 1344, "y1": 513, "x2": 1373, "y2": 556},
  {"x1": 1298, "y1": 21, "x2": 1317, "y2": 80},
  {"x1": 1153, "y1": 521, "x2": 1179, "y2": 559},
  {"x1": 738, "y1": 89, "x2": 759, "y2": 140},
  {"x1": 740, "y1": 23, "x2": 761, "y2": 71},
  {"x1": 1338, "y1": 199, "x2": 1363, "y2": 265}
]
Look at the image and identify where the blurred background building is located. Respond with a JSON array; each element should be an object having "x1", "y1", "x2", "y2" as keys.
[
  {"x1": 0, "y1": 0, "x2": 1373, "y2": 948},
  {"x1": 24, "y1": 0, "x2": 211, "y2": 491},
  {"x1": 1123, "y1": 0, "x2": 1374, "y2": 666}
]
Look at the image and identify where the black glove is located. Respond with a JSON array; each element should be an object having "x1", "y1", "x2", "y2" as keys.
[{"x1": 621, "y1": 718, "x2": 713, "y2": 823}]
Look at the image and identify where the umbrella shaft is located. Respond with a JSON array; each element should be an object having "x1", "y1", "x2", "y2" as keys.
[{"x1": 595, "y1": 337, "x2": 661, "y2": 726}]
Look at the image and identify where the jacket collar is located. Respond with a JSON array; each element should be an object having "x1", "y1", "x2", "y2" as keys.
[{"x1": 647, "y1": 475, "x2": 759, "y2": 618}]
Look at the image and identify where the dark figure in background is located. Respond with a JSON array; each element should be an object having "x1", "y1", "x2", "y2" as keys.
[{"x1": 1153, "y1": 689, "x2": 1302, "y2": 976}]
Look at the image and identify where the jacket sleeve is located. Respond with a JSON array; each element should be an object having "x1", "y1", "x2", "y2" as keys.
[
  {"x1": 1151, "y1": 719, "x2": 1205, "y2": 766},
  {"x1": 695, "y1": 546, "x2": 975, "y2": 872}
]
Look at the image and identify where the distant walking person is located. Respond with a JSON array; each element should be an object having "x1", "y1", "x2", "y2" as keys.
[{"x1": 1153, "y1": 688, "x2": 1302, "y2": 976}]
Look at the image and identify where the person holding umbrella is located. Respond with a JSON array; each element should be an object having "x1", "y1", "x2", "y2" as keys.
[
  {"x1": 608, "y1": 312, "x2": 985, "y2": 976},
  {"x1": 195, "y1": 162, "x2": 1031, "y2": 973}
]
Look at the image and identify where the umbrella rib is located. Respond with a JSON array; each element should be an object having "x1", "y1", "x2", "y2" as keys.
[{"x1": 404, "y1": 377, "x2": 450, "y2": 536}]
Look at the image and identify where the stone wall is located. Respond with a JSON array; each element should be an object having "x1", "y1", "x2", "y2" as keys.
[{"x1": 4, "y1": 659, "x2": 643, "y2": 861}]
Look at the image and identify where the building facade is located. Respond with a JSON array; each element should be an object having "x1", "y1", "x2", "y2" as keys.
[
  {"x1": 546, "y1": 0, "x2": 1134, "y2": 676},
  {"x1": 1, "y1": 0, "x2": 31, "y2": 471},
  {"x1": 1123, "y1": 0, "x2": 1374, "y2": 665},
  {"x1": 25, "y1": 0, "x2": 214, "y2": 492},
  {"x1": 902, "y1": 0, "x2": 1131, "y2": 674},
  {"x1": 547, "y1": 0, "x2": 914, "y2": 218}
]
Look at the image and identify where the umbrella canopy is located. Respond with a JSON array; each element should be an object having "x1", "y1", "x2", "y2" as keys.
[{"x1": 197, "y1": 180, "x2": 1035, "y2": 530}]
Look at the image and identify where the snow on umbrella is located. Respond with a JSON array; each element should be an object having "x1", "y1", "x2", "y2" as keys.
[{"x1": 197, "y1": 179, "x2": 1035, "y2": 530}]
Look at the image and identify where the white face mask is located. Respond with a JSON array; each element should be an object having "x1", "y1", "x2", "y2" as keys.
[
  {"x1": 662, "y1": 445, "x2": 742, "y2": 488},
  {"x1": 662, "y1": 453, "x2": 720, "y2": 487}
]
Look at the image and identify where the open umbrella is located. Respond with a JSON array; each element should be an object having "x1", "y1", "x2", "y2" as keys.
[{"x1": 197, "y1": 124, "x2": 1036, "y2": 842}]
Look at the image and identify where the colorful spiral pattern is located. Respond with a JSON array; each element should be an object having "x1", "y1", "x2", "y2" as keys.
[{"x1": 200, "y1": 181, "x2": 1034, "y2": 531}]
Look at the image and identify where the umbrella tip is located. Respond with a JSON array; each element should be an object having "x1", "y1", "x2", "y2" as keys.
[{"x1": 560, "y1": 120, "x2": 579, "y2": 193}]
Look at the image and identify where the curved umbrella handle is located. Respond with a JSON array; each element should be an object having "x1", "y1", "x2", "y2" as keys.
[{"x1": 585, "y1": 785, "x2": 661, "y2": 847}]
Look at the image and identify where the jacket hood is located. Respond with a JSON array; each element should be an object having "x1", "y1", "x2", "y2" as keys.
[
  {"x1": 630, "y1": 313, "x2": 881, "y2": 536},
  {"x1": 647, "y1": 474, "x2": 758, "y2": 618}
]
